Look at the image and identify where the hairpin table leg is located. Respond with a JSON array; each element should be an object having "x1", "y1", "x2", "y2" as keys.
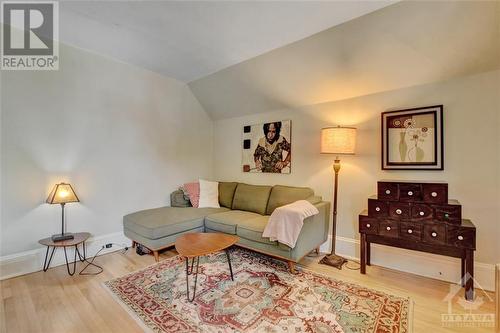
[
  {"x1": 225, "y1": 249, "x2": 234, "y2": 281},
  {"x1": 187, "y1": 257, "x2": 196, "y2": 275},
  {"x1": 43, "y1": 246, "x2": 56, "y2": 272},
  {"x1": 185, "y1": 256, "x2": 199, "y2": 302},
  {"x1": 63, "y1": 245, "x2": 78, "y2": 276},
  {"x1": 76, "y1": 242, "x2": 86, "y2": 262}
]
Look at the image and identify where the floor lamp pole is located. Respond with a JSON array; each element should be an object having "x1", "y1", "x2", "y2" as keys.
[
  {"x1": 319, "y1": 157, "x2": 348, "y2": 269},
  {"x1": 332, "y1": 159, "x2": 340, "y2": 255}
]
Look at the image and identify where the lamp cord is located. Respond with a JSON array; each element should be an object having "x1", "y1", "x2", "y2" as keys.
[
  {"x1": 79, "y1": 247, "x2": 104, "y2": 275},
  {"x1": 79, "y1": 243, "x2": 129, "y2": 276}
]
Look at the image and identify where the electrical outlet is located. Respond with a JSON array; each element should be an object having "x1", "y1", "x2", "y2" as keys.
[{"x1": 105, "y1": 243, "x2": 112, "y2": 248}]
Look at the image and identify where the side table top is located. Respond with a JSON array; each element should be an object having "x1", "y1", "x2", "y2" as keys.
[
  {"x1": 175, "y1": 233, "x2": 239, "y2": 258},
  {"x1": 39, "y1": 232, "x2": 91, "y2": 247}
]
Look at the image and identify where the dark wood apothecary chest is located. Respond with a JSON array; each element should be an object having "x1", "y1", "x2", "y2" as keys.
[{"x1": 359, "y1": 180, "x2": 476, "y2": 300}]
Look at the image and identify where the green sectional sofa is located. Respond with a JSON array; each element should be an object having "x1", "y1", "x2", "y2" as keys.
[{"x1": 123, "y1": 182, "x2": 330, "y2": 271}]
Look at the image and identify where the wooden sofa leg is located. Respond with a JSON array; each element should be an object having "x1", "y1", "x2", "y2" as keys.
[
  {"x1": 153, "y1": 251, "x2": 159, "y2": 262},
  {"x1": 132, "y1": 241, "x2": 136, "y2": 248},
  {"x1": 288, "y1": 261, "x2": 297, "y2": 274}
]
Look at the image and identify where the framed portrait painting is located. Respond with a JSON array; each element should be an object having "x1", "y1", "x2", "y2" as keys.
[
  {"x1": 242, "y1": 120, "x2": 291, "y2": 173},
  {"x1": 381, "y1": 105, "x2": 443, "y2": 170}
]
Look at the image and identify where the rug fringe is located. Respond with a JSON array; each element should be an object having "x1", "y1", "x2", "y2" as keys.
[
  {"x1": 299, "y1": 263, "x2": 412, "y2": 300},
  {"x1": 101, "y1": 282, "x2": 156, "y2": 333},
  {"x1": 407, "y1": 298, "x2": 415, "y2": 333}
]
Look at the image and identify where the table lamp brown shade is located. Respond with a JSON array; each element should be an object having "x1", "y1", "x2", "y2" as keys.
[
  {"x1": 46, "y1": 183, "x2": 79, "y2": 242},
  {"x1": 319, "y1": 126, "x2": 357, "y2": 269}
]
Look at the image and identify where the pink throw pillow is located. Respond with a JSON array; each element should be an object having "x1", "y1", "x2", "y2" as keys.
[{"x1": 183, "y1": 182, "x2": 200, "y2": 208}]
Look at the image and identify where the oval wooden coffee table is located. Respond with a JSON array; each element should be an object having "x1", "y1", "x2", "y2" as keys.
[{"x1": 175, "y1": 233, "x2": 239, "y2": 302}]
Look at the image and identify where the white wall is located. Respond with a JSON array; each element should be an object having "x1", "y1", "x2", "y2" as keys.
[
  {"x1": 0, "y1": 43, "x2": 213, "y2": 256},
  {"x1": 213, "y1": 70, "x2": 500, "y2": 266}
]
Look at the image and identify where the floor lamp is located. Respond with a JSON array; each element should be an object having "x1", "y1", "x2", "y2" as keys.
[{"x1": 319, "y1": 126, "x2": 357, "y2": 269}]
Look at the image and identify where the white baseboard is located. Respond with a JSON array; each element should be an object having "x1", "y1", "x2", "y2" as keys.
[
  {"x1": 0, "y1": 232, "x2": 132, "y2": 281},
  {"x1": 320, "y1": 235, "x2": 495, "y2": 292}
]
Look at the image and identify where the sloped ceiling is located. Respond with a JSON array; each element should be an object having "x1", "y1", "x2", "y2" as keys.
[
  {"x1": 189, "y1": 1, "x2": 500, "y2": 120},
  {"x1": 59, "y1": 1, "x2": 395, "y2": 83}
]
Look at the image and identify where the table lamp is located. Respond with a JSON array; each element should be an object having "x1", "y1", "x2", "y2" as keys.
[
  {"x1": 46, "y1": 182, "x2": 79, "y2": 242},
  {"x1": 319, "y1": 126, "x2": 357, "y2": 269}
]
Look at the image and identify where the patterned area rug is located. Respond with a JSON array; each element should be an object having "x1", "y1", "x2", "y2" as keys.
[{"x1": 104, "y1": 248, "x2": 412, "y2": 332}]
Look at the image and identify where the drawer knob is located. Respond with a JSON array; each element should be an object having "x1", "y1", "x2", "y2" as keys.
[
  {"x1": 407, "y1": 229, "x2": 413, "y2": 234},
  {"x1": 444, "y1": 213, "x2": 450, "y2": 218},
  {"x1": 385, "y1": 189, "x2": 391, "y2": 194},
  {"x1": 458, "y1": 235, "x2": 464, "y2": 241},
  {"x1": 386, "y1": 226, "x2": 391, "y2": 231},
  {"x1": 396, "y1": 209, "x2": 402, "y2": 215},
  {"x1": 375, "y1": 207, "x2": 381, "y2": 212},
  {"x1": 431, "y1": 232, "x2": 437, "y2": 237},
  {"x1": 408, "y1": 191, "x2": 413, "y2": 196},
  {"x1": 366, "y1": 223, "x2": 371, "y2": 228},
  {"x1": 419, "y1": 211, "x2": 425, "y2": 216},
  {"x1": 431, "y1": 191, "x2": 438, "y2": 197}
]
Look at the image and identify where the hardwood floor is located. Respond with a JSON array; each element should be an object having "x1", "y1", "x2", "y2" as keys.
[{"x1": 1, "y1": 248, "x2": 497, "y2": 333}]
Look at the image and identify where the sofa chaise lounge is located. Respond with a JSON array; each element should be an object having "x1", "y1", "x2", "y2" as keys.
[{"x1": 123, "y1": 182, "x2": 330, "y2": 272}]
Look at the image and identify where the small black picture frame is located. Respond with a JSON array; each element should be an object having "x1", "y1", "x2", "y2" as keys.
[{"x1": 381, "y1": 105, "x2": 443, "y2": 170}]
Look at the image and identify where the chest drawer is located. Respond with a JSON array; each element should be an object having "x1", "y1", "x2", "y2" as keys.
[
  {"x1": 433, "y1": 204, "x2": 461, "y2": 224},
  {"x1": 368, "y1": 199, "x2": 388, "y2": 217},
  {"x1": 377, "y1": 182, "x2": 399, "y2": 201},
  {"x1": 411, "y1": 204, "x2": 433, "y2": 220},
  {"x1": 399, "y1": 222, "x2": 422, "y2": 242},
  {"x1": 399, "y1": 183, "x2": 423, "y2": 202},
  {"x1": 422, "y1": 224, "x2": 447, "y2": 245},
  {"x1": 379, "y1": 220, "x2": 399, "y2": 238},
  {"x1": 359, "y1": 216, "x2": 378, "y2": 235},
  {"x1": 388, "y1": 202, "x2": 411, "y2": 219},
  {"x1": 447, "y1": 226, "x2": 475, "y2": 249},
  {"x1": 422, "y1": 184, "x2": 448, "y2": 204}
]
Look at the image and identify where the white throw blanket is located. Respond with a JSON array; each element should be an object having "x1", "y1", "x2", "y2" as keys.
[{"x1": 262, "y1": 200, "x2": 319, "y2": 248}]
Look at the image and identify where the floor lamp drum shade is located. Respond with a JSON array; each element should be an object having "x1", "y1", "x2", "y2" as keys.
[
  {"x1": 320, "y1": 127, "x2": 356, "y2": 155},
  {"x1": 46, "y1": 183, "x2": 79, "y2": 242},
  {"x1": 319, "y1": 126, "x2": 356, "y2": 269}
]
